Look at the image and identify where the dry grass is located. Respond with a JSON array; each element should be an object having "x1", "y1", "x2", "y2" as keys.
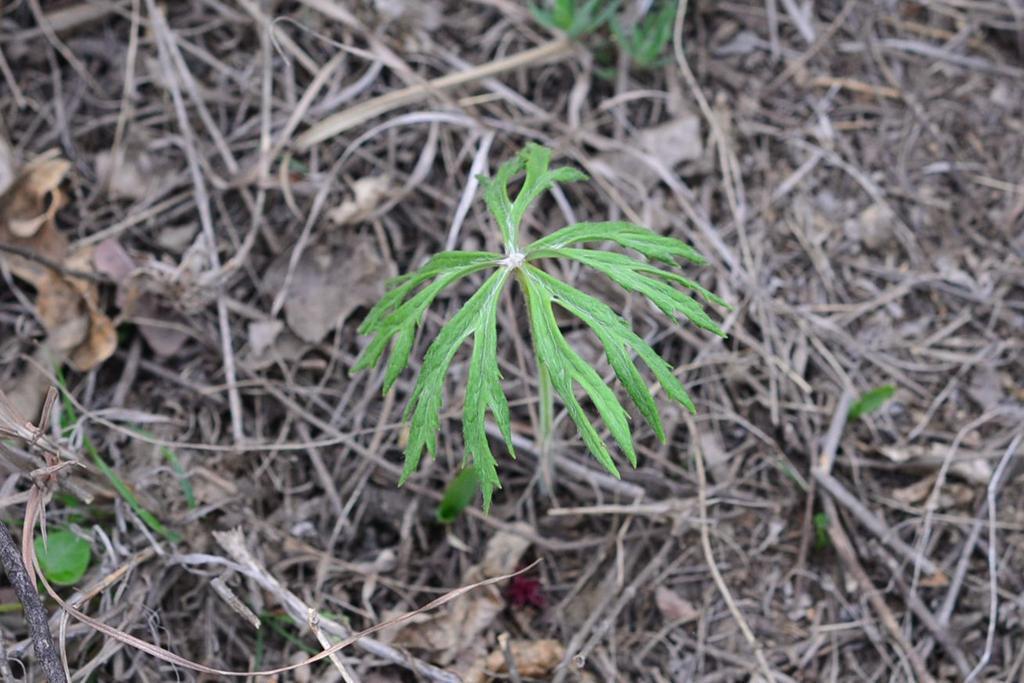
[{"x1": 1, "y1": 1, "x2": 1023, "y2": 681}]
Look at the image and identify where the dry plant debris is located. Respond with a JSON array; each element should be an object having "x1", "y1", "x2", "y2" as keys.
[
  {"x1": 0, "y1": 1, "x2": 1022, "y2": 681},
  {"x1": 0, "y1": 153, "x2": 116, "y2": 370}
]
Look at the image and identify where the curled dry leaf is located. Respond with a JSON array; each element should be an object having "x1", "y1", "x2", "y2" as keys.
[
  {"x1": 655, "y1": 585, "x2": 700, "y2": 623},
  {"x1": 92, "y1": 238, "x2": 190, "y2": 357},
  {"x1": 327, "y1": 175, "x2": 392, "y2": 226},
  {"x1": 464, "y1": 638, "x2": 565, "y2": 683},
  {"x1": 0, "y1": 153, "x2": 70, "y2": 239},
  {"x1": 0, "y1": 154, "x2": 70, "y2": 285},
  {"x1": 0, "y1": 153, "x2": 116, "y2": 371}
]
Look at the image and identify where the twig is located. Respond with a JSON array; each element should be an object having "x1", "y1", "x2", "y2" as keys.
[
  {"x1": 689, "y1": 418, "x2": 776, "y2": 681},
  {"x1": 813, "y1": 469, "x2": 941, "y2": 576},
  {"x1": 0, "y1": 627, "x2": 15, "y2": 683},
  {"x1": 0, "y1": 521, "x2": 66, "y2": 683},
  {"x1": 814, "y1": 392, "x2": 934, "y2": 682},
  {"x1": 294, "y1": 37, "x2": 574, "y2": 149},
  {"x1": 766, "y1": 0, "x2": 857, "y2": 90},
  {"x1": 306, "y1": 610, "x2": 357, "y2": 683},
  {"x1": 445, "y1": 130, "x2": 495, "y2": 250},
  {"x1": 673, "y1": 0, "x2": 751, "y2": 274},
  {"x1": 145, "y1": 0, "x2": 246, "y2": 446},
  {"x1": 821, "y1": 496, "x2": 935, "y2": 683},
  {"x1": 875, "y1": 546, "x2": 972, "y2": 676},
  {"x1": 965, "y1": 432, "x2": 1022, "y2": 682}
]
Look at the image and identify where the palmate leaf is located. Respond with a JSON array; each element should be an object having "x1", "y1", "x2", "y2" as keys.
[{"x1": 353, "y1": 143, "x2": 728, "y2": 511}]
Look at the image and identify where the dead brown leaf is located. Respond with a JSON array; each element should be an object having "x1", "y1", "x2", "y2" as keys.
[
  {"x1": 0, "y1": 153, "x2": 70, "y2": 286},
  {"x1": 382, "y1": 524, "x2": 534, "y2": 666},
  {"x1": 91, "y1": 238, "x2": 189, "y2": 357},
  {"x1": 593, "y1": 115, "x2": 703, "y2": 190},
  {"x1": 265, "y1": 235, "x2": 388, "y2": 344},
  {"x1": 464, "y1": 637, "x2": 565, "y2": 683},
  {"x1": 655, "y1": 585, "x2": 700, "y2": 623},
  {"x1": 0, "y1": 154, "x2": 117, "y2": 370},
  {"x1": 326, "y1": 175, "x2": 393, "y2": 226},
  {"x1": 0, "y1": 152, "x2": 70, "y2": 240}
]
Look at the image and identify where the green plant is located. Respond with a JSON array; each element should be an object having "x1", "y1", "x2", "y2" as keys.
[
  {"x1": 354, "y1": 143, "x2": 728, "y2": 511},
  {"x1": 34, "y1": 529, "x2": 91, "y2": 586},
  {"x1": 848, "y1": 384, "x2": 896, "y2": 421},
  {"x1": 436, "y1": 467, "x2": 480, "y2": 523},
  {"x1": 531, "y1": 0, "x2": 621, "y2": 38},
  {"x1": 533, "y1": 0, "x2": 680, "y2": 70},
  {"x1": 812, "y1": 512, "x2": 830, "y2": 551},
  {"x1": 612, "y1": 1, "x2": 676, "y2": 67}
]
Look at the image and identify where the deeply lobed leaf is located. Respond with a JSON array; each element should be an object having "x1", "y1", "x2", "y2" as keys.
[
  {"x1": 401, "y1": 269, "x2": 511, "y2": 485},
  {"x1": 479, "y1": 143, "x2": 587, "y2": 252},
  {"x1": 527, "y1": 220, "x2": 707, "y2": 266},
  {"x1": 353, "y1": 144, "x2": 727, "y2": 510}
]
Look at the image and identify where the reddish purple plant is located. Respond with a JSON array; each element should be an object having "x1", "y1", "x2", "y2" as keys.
[{"x1": 506, "y1": 574, "x2": 546, "y2": 609}]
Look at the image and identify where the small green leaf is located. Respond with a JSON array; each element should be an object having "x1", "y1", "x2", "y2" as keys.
[
  {"x1": 813, "y1": 512, "x2": 831, "y2": 551},
  {"x1": 35, "y1": 529, "x2": 91, "y2": 586},
  {"x1": 613, "y1": 1, "x2": 676, "y2": 67},
  {"x1": 436, "y1": 467, "x2": 480, "y2": 524},
  {"x1": 531, "y1": 0, "x2": 620, "y2": 38},
  {"x1": 848, "y1": 385, "x2": 896, "y2": 420}
]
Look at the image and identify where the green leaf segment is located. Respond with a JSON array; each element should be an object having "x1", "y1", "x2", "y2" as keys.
[{"x1": 353, "y1": 143, "x2": 728, "y2": 511}]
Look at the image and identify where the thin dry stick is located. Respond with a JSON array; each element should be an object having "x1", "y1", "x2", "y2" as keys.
[
  {"x1": 0, "y1": 522, "x2": 66, "y2": 683},
  {"x1": 445, "y1": 130, "x2": 495, "y2": 250},
  {"x1": 812, "y1": 469, "x2": 941, "y2": 576},
  {"x1": 765, "y1": 0, "x2": 858, "y2": 91},
  {"x1": 0, "y1": 628, "x2": 15, "y2": 683},
  {"x1": 145, "y1": 0, "x2": 246, "y2": 446},
  {"x1": 294, "y1": 37, "x2": 573, "y2": 149},
  {"x1": 689, "y1": 418, "x2": 775, "y2": 681},
  {"x1": 822, "y1": 496, "x2": 935, "y2": 683},
  {"x1": 815, "y1": 394, "x2": 935, "y2": 682},
  {"x1": 106, "y1": 0, "x2": 141, "y2": 181},
  {"x1": 914, "y1": 409, "x2": 1012, "y2": 591},
  {"x1": 306, "y1": 610, "x2": 357, "y2": 683},
  {"x1": 966, "y1": 432, "x2": 1023, "y2": 682},
  {"x1": 29, "y1": 511, "x2": 527, "y2": 680},
  {"x1": 673, "y1": 0, "x2": 751, "y2": 273},
  {"x1": 875, "y1": 547, "x2": 971, "y2": 676},
  {"x1": 25, "y1": 0, "x2": 103, "y2": 93},
  {"x1": 811, "y1": 390, "x2": 942, "y2": 575}
]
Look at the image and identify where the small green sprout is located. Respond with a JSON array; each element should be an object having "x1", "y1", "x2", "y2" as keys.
[
  {"x1": 848, "y1": 384, "x2": 896, "y2": 421},
  {"x1": 354, "y1": 143, "x2": 728, "y2": 511},
  {"x1": 612, "y1": 1, "x2": 677, "y2": 67},
  {"x1": 531, "y1": 0, "x2": 620, "y2": 38},
  {"x1": 813, "y1": 512, "x2": 831, "y2": 551},
  {"x1": 436, "y1": 467, "x2": 480, "y2": 524}
]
